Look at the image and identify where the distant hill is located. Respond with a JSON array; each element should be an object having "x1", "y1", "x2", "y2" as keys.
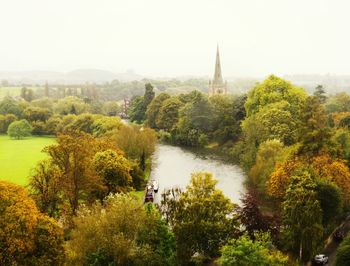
[{"x1": 0, "y1": 69, "x2": 144, "y2": 85}]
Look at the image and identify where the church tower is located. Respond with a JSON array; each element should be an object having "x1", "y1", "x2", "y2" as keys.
[{"x1": 209, "y1": 45, "x2": 227, "y2": 96}]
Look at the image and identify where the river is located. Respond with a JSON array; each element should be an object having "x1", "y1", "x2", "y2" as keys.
[{"x1": 150, "y1": 144, "x2": 246, "y2": 204}]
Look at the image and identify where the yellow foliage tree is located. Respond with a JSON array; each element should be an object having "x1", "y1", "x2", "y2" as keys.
[
  {"x1": 267, "y1": 159, "x2": 301, "y2": 199},
  {"x1": 311, "y1": 155, "x2": 350, "y2": 202},
  {"x1": 0, "y1": 181, "x2": 64, "y2": 265}
]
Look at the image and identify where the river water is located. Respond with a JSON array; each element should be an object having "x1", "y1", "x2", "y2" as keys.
[{"x1": 150, "y1": 144, "x2": 246, "y2": 204}]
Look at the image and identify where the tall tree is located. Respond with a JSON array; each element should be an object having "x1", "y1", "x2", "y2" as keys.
[
  {"x1": 282, "y1": 171, "x2": 323, "y2": 261},
  {"x1": 298, "y1": 96, "x2": 332, "y2": 156},
  {"x1": 313, "y1": 85, "x2": 327, "y2": 104},
  {"x1": 43, "y1": 132, "x2": 110, "y2": 214}
]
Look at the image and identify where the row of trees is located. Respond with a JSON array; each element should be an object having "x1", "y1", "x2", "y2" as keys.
[
  {"x1": 0, "y1": 96, "x2": 122, "y2": 135},
  {"x1": 129, "y1": 84, "x2": 246, "y2": 147}
]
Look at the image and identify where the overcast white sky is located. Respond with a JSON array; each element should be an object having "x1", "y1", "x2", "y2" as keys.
[{"x1": 0, "y1": 0, "x2": 349, "y2": 77}]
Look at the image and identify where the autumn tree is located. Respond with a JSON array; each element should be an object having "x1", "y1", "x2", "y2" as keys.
[
  {"x1": 311, "y1": 154, "x2": 350, "y2": 202},
  {"x1": 93, "y1": 149, "x2": 132, "y2": 195},
  {"x1": 114, "y1": 124, "x2": 157, "y2": 161},
  {"x1": 43, "y1": 132, "x2": 112, "y2": 214},
  {"x1": 0, "y1": 114, "x2": 17, "y2": 133},
  {"x1": 160, "y1": 172, "x2": 238, "y2": 264},
  {"x1": 29, "y1": 160, "x2": 62, "y2": 217},
  {"x1": 267, "y1": 159, "x2": 301, "y2": 199},
  {"x1": 0, "y1": 181, "x2": 64, "y2": 265}
]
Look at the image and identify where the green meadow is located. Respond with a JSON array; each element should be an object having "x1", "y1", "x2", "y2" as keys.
[{"x1": 0, "y1": 135, "x2": 55, "y2": 185}]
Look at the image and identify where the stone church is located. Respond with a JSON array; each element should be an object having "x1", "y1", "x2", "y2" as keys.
[{"x1": 209, "y1": 46, "x2": 227, "y2": 96}]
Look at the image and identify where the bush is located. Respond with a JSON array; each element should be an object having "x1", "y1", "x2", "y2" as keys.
[
  {"x1": 336, "y1": 234, "x2": 350, "y2": 266},
  {"x1": 7, "y1": 119, "x2": 32, "y2": 139}
]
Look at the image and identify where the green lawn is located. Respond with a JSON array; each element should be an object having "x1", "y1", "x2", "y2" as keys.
[{"x1": 0, "y1": 135, "x2": 55, "y2": 185}]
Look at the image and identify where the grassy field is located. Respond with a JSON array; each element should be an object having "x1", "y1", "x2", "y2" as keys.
[{"x1": 0, "y1": 135, "x2": 55, "y2": 185}]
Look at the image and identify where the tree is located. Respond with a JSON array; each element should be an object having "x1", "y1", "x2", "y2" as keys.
[
  {"x1": 29, "y1": 160, "x2": 62, "y2": 218},
  {"x1": 176, "y1": 91, "x2": 214, "y2": 147},
  {"x1": 43, "y1": 132, "x2": 112, "y2": 214},
  {"x1": 129, "y1": 83, "x2": 155, "y2": 123},
  {"x1": 114, "y1": 124, "x2": 157, "y2": 161},
  {"x1": 267, "y1": 159, "x2": 301, "y2": 199},
  {"x1": 0, "y1": 181, "x2": 64, "y2": 265},
  {"x1": 24, "y1": 106, "x2": 52, "y2": 122},
  {"x1": 209, "y1": 94, "x2": 246, "y2": 144},
  {"x1": 146, "y1": 92, "x2": 170, "y2": 128},
  {"x1": 315, "y1": 178, "x2": 343, "y2": 227},
  {"x1": 156, "y1": 97, "x2": 184, "y2": 132},
  {"x1": 218, "y1": 233, "x2": 288, "y2": 266},
  {"x1": 298, "y1": 96, "x2": 333, "y2": 156},
  {"x1": 160, "y1": 172, "x2": 238, "y2": 264},
  {"x1": 54, "y1": 96, "x2": 89, "y2": 115},
  {"x1": 313, "y1": 85, "x2": 327, "y2": 104},
  {"x1": 7, "y1": 119, "x2": 32, "y2": 139},
  {"x1": 244, "y1": 75, "x2": 306, "y2": 117},
  {"x1": 143, "y1": 83, "x2": 155, "y2": 109},
  {"x1": 250, "y1": 139, "x2": 286, "y2": 192},
  {"x1": 325, "y1": 92, "x2": 350, "y2": 113},
  {"x1": 128, "y1": 95, "x2": 145, "y2": 123},
  {"x1": 0, "y1": 114, "x2": 17, "y2": 133},
  {"x1": 236, "y1": 190, "x2": 269, "y2": 237},
  {"x1": 282, "y1": 172, "x2": 323, "y2": 261},
  {"x1": 0, "y1": 96, "x2": 23, "y2": 117},
  {"x1": 336, "y1": 233, "x2": 350, "y2": 266},
  {"x1": 311, "y1": 154, "x2": 350, "y2": 203},
  {"x1": 255, "y1": 101, "x2": 298, "y2": 145},
  {"x1": 67, "y1": 194, "x2": 175, "y2": 266},
  {"x1": 93, "y1": 149, "x2": 132, "y2": 195}
]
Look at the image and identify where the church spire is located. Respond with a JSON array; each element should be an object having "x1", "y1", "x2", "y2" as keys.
[
  {"x1": 213, "y1": 45, "x2": 223, "y2": 84},
  {"x1": 209, "y1": 45, "x2": 227, "y2": 96}
]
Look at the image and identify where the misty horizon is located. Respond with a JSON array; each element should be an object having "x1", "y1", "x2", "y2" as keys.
[{"x1": 1, "y1": 0, "x2": 350, "y2": 77}]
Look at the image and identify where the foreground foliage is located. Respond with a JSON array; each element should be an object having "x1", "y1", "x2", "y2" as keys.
[
  {"x1": 0, "y1": 181, "x2": 64, "y2": 265},
  {"x1": 160, "y1": 172, "x2": 238, "y2": 265},
  {"x1": 67, "y1": 194, "x2": 175, "y2": 266},
  {"x1": 218, "y1": 233, "x2": 288, "y2": 266}
]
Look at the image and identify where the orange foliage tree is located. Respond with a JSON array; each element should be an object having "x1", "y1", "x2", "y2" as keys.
[
  {"x1": 0, "y1": 181, "x2": 64, "y2": 265},
  {"x1": 267, "y1": 159, "x2": 302, "y2": 199},
  {"x1": 311, "y1": 155, "x2": 350, "y2": 202}
]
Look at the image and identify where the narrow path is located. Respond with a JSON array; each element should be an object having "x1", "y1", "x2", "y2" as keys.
[{"x1": 321, "y1": 215, "x2": 350, "y2": 265}]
